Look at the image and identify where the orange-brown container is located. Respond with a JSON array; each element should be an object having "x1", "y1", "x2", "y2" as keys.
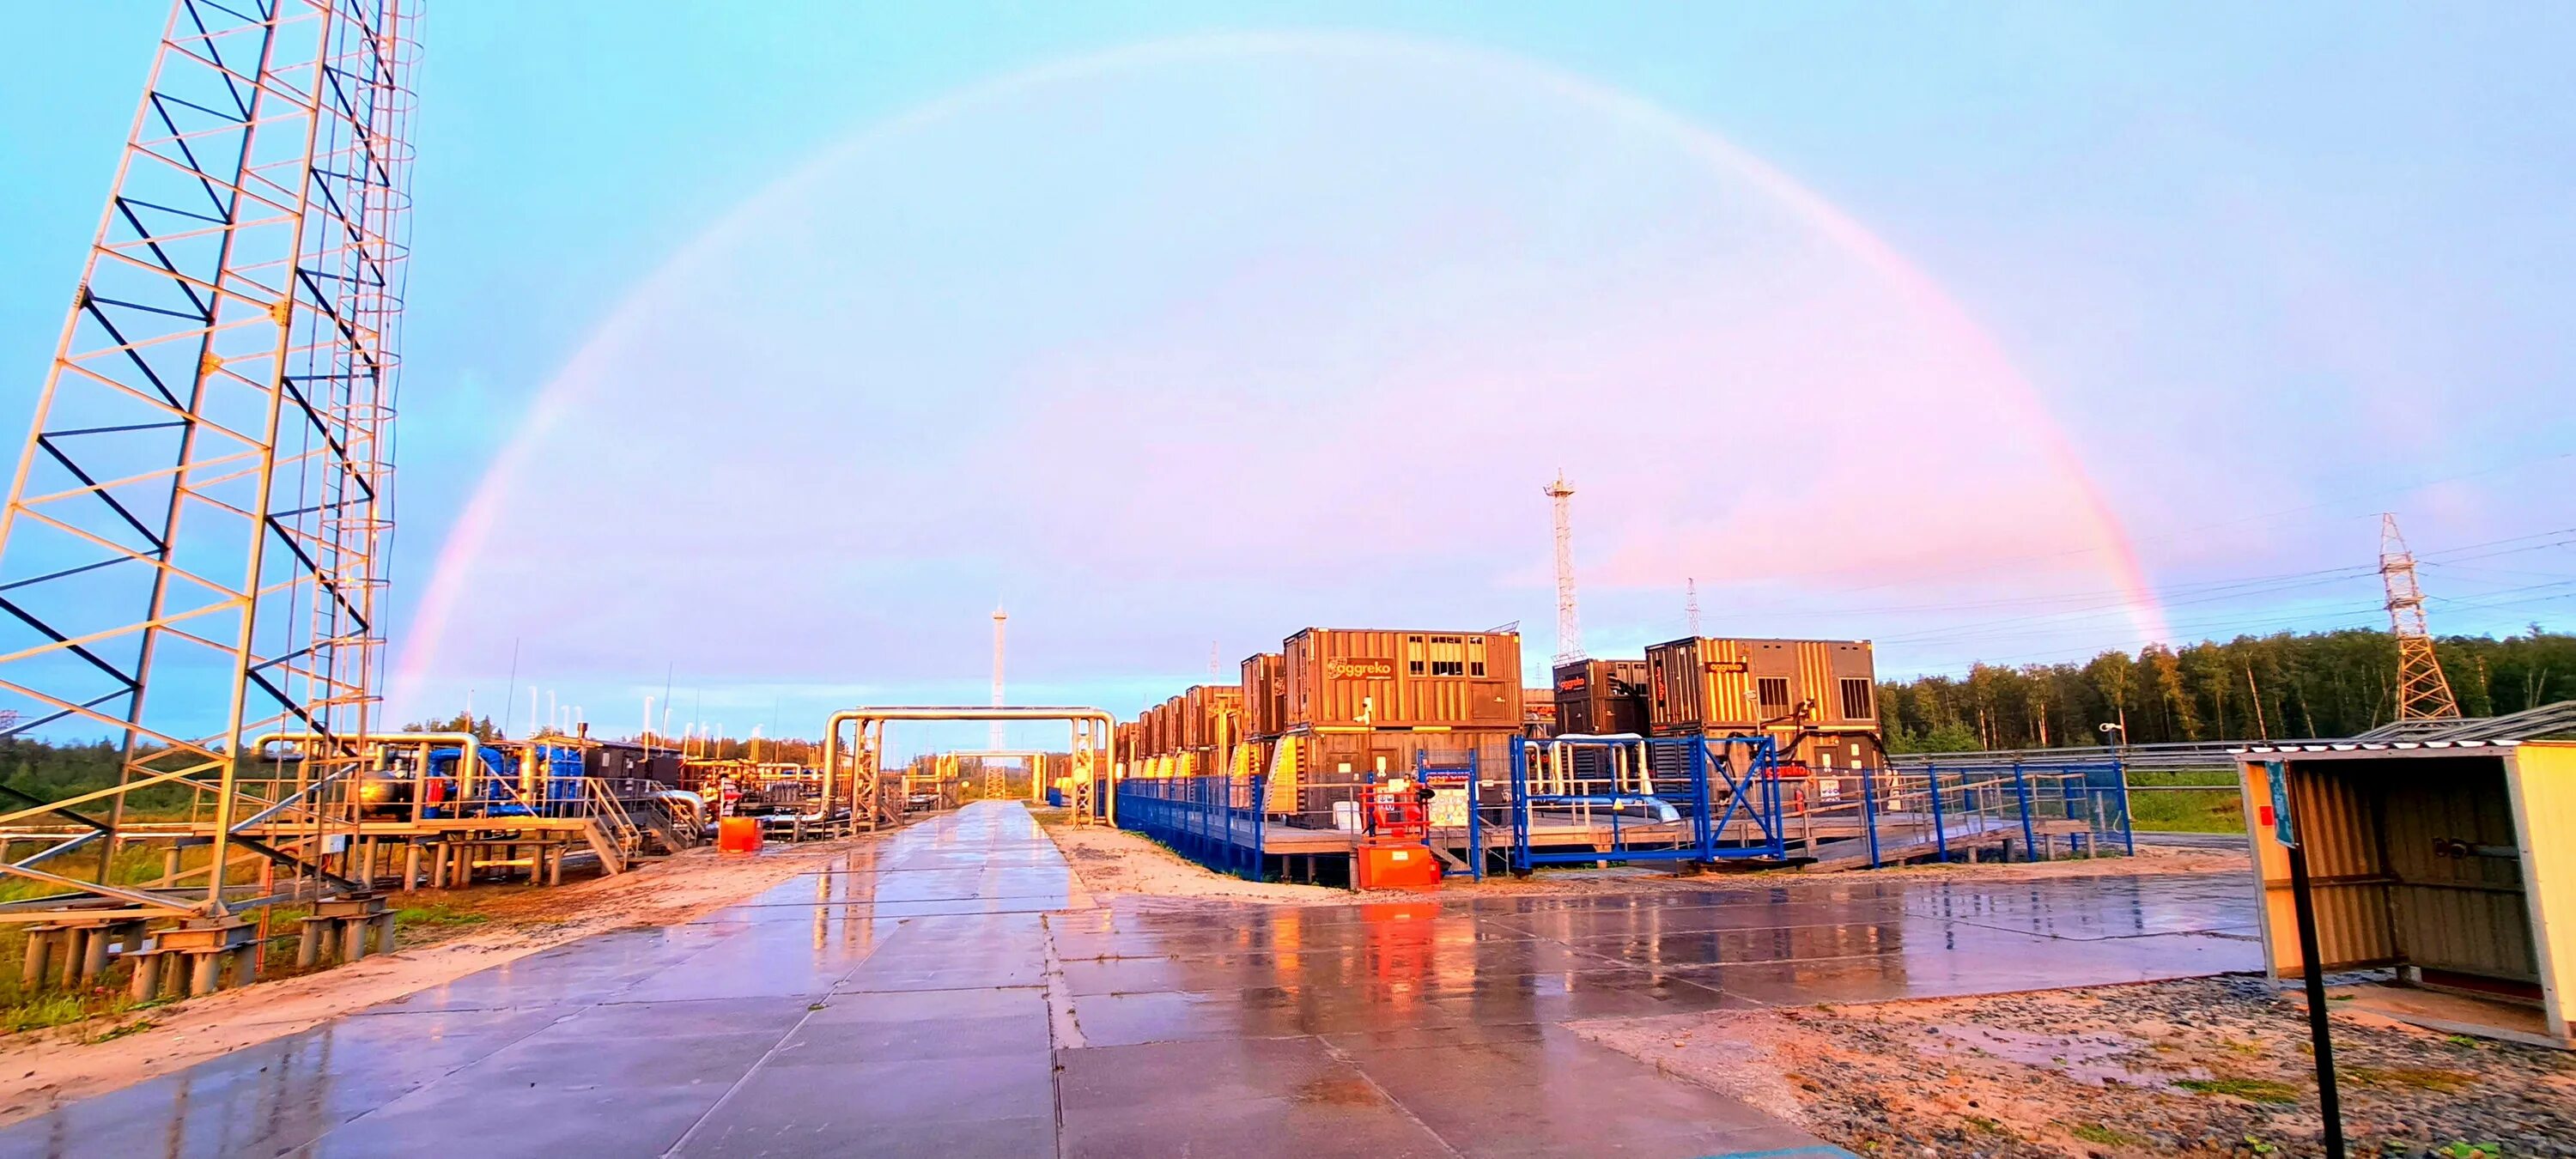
[
  {"x1": 1181, "y1": 684, "x2": 1243, "y2": 749},
  {"x1": 1523, "y1": 691, "x2": 1558, "y2": 734},
  {"x1": 1240, "y1": 652, "x2": 1285, "y2": 737},
  {"x1": 716, "y1": 816, "x2": 762, "y2": 854},
  {"x1": 1644, "y1": 637, "x2": 1874, "y2": 733},
  {"x1": 1280, "y1": 628, "x2": 1522, "y2": 730}
]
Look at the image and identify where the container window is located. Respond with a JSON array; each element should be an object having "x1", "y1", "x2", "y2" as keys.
[
  {"x1": 1839, "y1": 677, "x2": 1874, "y2": 720},
  {"x1": 1406, "y1": 635, "x2": 1425, "y2": 676},
  {"x1": 1428, "y1": 635, "x2": 1465, "y2": 677},
  {"x1": 1758, "y1": 677, "x2": 1791, "y2": 715}
]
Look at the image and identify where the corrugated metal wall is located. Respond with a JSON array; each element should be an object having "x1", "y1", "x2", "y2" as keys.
[
  {"x1": 1647, "y1": 637, "x2": 1873, "y2": 732},
  {"x1": 1287, "y1": 730, "x2": 1514, "y2": 820},
  {"x1": 1281, "y1": 628, "x2": 1522, "y2": 729},
  {"x1": 2242, "y1": 755, "x2": 2540, "y2": 979},
  {"x1": 2504, "y1": 743, "x2": 2575, "y2": 1042},
  {"x1": 2379, "y1": 764, "x2": 2537, "y2": 982},
  {"x1": 1240, "y1": 652, "x2": 1285, "y2": 738},
  {"x1": 1181, "y1": 684, "x2": 1242, "y2": 750}
]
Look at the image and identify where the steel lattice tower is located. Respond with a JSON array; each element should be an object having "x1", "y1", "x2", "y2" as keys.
[
  {"x1": 1545, "y1": 472, "x2": 1583, "y2": 664},
  {"x1": 0, "y1": 0, "x2": 420, "y2": 917},
  {"x1": 2379, "y1": 513, "x2": 2461, "y2": 721},
  {"x1": 1686, "y1": 577, "x2": 1701, "y2": 637}
]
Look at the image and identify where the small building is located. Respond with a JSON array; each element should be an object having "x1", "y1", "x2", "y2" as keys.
[
  {"x1": 1642, "y1": 636, "x2": 1883, "y2": 774},
  {"x1": 2233, "y1": 707, "x2": 2576, "y2": 1047},
  {"x1": 1552, "y1": 658, "x2": 1648, "y2": 736},
  {"x1": 1269, "y1": 628, "x2": 1524, "y2": 825}
]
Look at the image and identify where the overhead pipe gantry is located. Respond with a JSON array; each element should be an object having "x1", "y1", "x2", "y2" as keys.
[{"x1": 820, "y1": 707, "x2": 1119, "y2": 828}]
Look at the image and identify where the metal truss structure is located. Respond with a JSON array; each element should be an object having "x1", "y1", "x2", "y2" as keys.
[
  {"x1": 0, "y1": 0, "x2": 420, "y2": 920},
  {"x1": 2379, "y1": 513, "x2": 2461, "y2": 722}
]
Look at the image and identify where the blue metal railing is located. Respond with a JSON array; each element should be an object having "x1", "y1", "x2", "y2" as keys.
[
  {"x1": 1115, "y1": 774, "x2": 1264, "y2": 882},
  {"x1": 1833, "y1": 760, "x2": 2131, "y2": 867},
  {"x1": 1504, "y1": 737, "x2": 1784, "y2": 872}
]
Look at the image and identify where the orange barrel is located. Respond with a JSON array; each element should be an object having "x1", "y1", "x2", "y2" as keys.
[{"x1": 716, "y1": 816, "x2": 763, "y2": 854}]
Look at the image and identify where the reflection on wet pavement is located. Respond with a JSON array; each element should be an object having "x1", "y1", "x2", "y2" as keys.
[{"x1": 0, "y1": 802, "x2": 2256, "y2": 1158}]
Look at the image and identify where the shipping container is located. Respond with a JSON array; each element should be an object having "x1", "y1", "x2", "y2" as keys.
[
  {"x1": 1644, "y1": 637, "x2": 1875, "y2": 733},
  {"x1": 1154, "y1": 697, "x2": 1185, "y2": 756},
  {"x1": 1523, "y1": 689, "x2": 1558, "y2": 735},
  {"x1": 1552, "y1": 658, "x2": 1649, "y2": 736},
  {"x1": 1280, "y1": 628, "x2": 1523, "y2": 730},
  {"x1": 1268, "y1": 728, "x2": 1516, "y2": 827},
  {"x1": 1181, "y1": 684, "x2": 1245, "y2": 750},
  {"x1": 1241, "y1": 652, "x2": 1286, "y2": 738}
]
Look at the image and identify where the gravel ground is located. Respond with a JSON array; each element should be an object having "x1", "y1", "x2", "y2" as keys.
[{"x1": 1576, "y1": 974, "x2": 2574, "y2": 1157}]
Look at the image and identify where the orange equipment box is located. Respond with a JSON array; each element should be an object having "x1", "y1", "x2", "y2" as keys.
[
  {"x1": 717, "y1": 816, "x2": 763, "y2": 854},
  {"x1": 1356, "y1": 841, "x2": 1441, "y2": 890}
]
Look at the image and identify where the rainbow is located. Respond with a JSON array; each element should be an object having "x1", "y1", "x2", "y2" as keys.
[{"x1": 388, "y1": 31, "x2": 2166, "y2": 712}]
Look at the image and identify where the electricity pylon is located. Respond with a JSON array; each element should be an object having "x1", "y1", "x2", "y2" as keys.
[
  {"x1": 2379, "y1": 513, "x2": 2460, "y2": 721},
  {"x1": 0, "y1": 0, "x2": 421, "y2": 917}
]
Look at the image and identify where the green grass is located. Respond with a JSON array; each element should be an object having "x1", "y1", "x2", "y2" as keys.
[
  {"x1": 393, "y1": 903, "x2": 488, "y2": 928},
  {"x1": 0, "y1": 992, "x2": 92, "y2": 1034},
  {"x1": 2175, "y1": 1077, "x2": 2301, "y2": 1104},
  {"x1": 86, "y1": 1016, "x2": 155, "y2": 1044},
  {"x1": 2069, "y1": 1122, "x2": 2146, "y2": 1147},
  {"x1": 2346, "y1": 1066, "x2": 2474, "y2": 1094},
  {"x1": 2127, "y1": 772, "x2": 2245, "y2": 834}
]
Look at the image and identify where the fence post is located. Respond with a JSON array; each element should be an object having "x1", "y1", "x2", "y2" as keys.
[
  {"x1": 1467, "y1": 749, "x2": 1484, "y2": 883},
  {"x1": 1927, "y1": 763, "x2": 1947, "y2": 862},
  {"x1": 1861, "y1": 764, "x2": 1880, "y2": 869},
  {"x1": 1251, "y1": 773, "x2": 1267, "y2": 883},
  {"x1": 1695, "y1": 739, "x2": 1714, "y2": 863},
  {"x1": 2114, "y1": 760, "x2": 2136, "y2": 856},
  {"x1": 1765, "y1": 739, "x2": 1786, "y2": 859},
  {"x1": 1509, "y1": 738, "x2": 1528, "y2": 874},
  {"x1": 2012, "y1": 762, "x2": 2039, "y2": 863}
]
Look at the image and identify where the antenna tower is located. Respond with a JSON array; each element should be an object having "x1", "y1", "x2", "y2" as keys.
[
  {"x1": 1545, "y1": 472, "x2": 1583, "y2": 664},
  {"x1": 1686, "y1": 577, "x2": 1701, "y2": 636},
  {"x1": 0, "y1": 0, "x2": 421, "y2": 918},
  {"x1": 990, "y1": 604, "x2": 1007, "y2": 749},
  {"x1": 2379, "y1": 513, "x2": 2460, "y2": 721}
]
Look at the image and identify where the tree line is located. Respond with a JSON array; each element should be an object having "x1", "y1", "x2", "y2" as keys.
[{"x1": 1877, "y1": 627, "x2": 2575, "y2": 753}]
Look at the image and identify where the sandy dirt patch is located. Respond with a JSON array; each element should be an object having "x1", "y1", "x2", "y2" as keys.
[
  {"x1": 1573, "y1": 974, "x2": 2575, "y2": 1156},
  {"x1": 1041, "y1": 820, "x2": 1342, "y2": 903},
  {"x1": 0, "y1": 838, "x2": 861, "y2": 1126}
]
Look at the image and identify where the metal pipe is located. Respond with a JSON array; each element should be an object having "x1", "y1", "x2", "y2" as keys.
[{"x1": 817, "y1": 707, "x2": 1119, "y2": 826}]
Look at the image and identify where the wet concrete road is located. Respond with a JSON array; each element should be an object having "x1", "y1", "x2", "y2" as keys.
[{"x1": 0, "y1": 802, "x2": 2257, "y2": 1158}]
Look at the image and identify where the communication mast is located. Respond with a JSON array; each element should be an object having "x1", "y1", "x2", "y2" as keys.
[
  {"x1": 990, "y1": 604, "x2": 1007, "y2": 749},
  {"x1": 1545, "y1": 472, "x2": 1583, "y2": 664},
  {"x1": 0, "y1": 0, "x2": 420, "y2": 918},
  {"x1": 1686, "y1": 578, "x2": 1701, "y2": 636},
  {"x1": 2379, "y1": 513, "x2": 2460, "y2": 721}
]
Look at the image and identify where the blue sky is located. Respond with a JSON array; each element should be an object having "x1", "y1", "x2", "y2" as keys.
[{"x1": 2, "y1": 4, "x2": 2570, "y2": 753}]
